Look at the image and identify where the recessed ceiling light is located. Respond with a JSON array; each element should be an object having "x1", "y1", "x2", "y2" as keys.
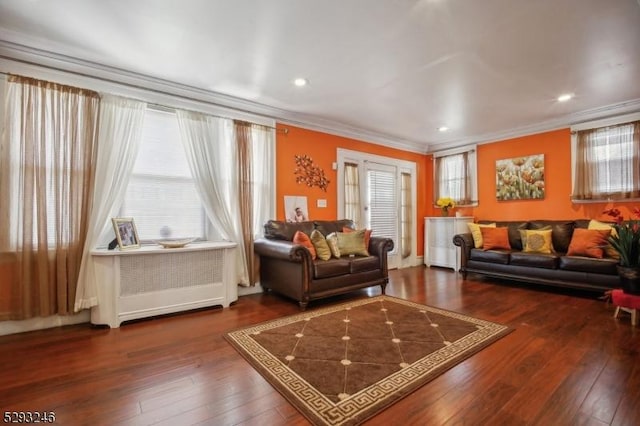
[
  {"x1": 557, "y1": 93, "x2": 573, "y2": 102},
  {"x1": 438, "y1": 126, "x2": 449, "y2": 132},
  {"x1": 293, "y1": 78, "x2": 308, "y2": 87}
]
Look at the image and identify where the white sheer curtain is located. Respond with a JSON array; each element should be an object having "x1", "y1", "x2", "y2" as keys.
[
  {"x1": 344, "y1": 162, "x2": 362, "y2": 227},
  {"x1": 573, "y1": 121, "x2": 640, "y2": 200},
  {"x1": 74, "y1": 95, "x2": 146, "y2": 311},
  {"x1": 434, "y1": 152, "x2": 472, "y2": 205},
  {"x1": 176, "y1": 110, "x2": 249, "y2": 284},
  {"x1": 250, "y1": 126, "x2": 275, "y2": 238}
]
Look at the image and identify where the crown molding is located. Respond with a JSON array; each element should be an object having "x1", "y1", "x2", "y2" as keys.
[
  {"x1": 2, "y1": 40, "x2": 637, "y2": 156},
  {"x1": 427, "y1": 98, "x2": 640, "y2": 153},
  {"x1": 0, "y1": 40, "x2": 429, "y2": 154}
]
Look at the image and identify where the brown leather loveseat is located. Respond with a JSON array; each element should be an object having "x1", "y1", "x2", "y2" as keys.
[
  {"x1": 453, "y1": 219, "x2": 620, "y2": 292},
  {"x1": 254, "y1": 219, "x2": 394, "y2": 309}
]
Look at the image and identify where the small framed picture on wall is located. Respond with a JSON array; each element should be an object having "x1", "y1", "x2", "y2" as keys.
[{"x1": 284, "y1": 196, "x2": 309, "y2": 223}]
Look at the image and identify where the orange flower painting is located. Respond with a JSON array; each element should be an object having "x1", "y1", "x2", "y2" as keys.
[{"x1": 496, "y1": 154, "x2": 545, "y2": 201}]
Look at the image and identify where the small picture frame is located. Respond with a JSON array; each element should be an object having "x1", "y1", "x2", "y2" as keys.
[{"x1": 112, "y1": 217, "x2": 140, "y2": 250}]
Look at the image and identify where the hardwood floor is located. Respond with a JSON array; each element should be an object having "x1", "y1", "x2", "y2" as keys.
[{"x1": 1, "y1": 266, "x2": 639, "y2": 425}]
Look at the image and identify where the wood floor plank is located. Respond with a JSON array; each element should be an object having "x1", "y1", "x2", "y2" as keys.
[{"x1": 1, "y1": 266, "x2": 639, "y2": 425}]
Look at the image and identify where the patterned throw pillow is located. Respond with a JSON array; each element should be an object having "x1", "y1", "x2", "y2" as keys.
[
  {"x1": 566, "y1": 228, "x2": 611, "y2": 259},
  {"x1": 520, "y1": 229, "x2": 554, "y2": 254},
  {"x1": 310, "y1": 229, "x2": 331, "y2": 261},
  {"x1": 336, "y1": 229, "x2": 369, "y2": 256},
  {"x1": 467, "y1": 222, "x2": 496, "y2": 248},
  {"x1": 325, "y1": 232, "x2": 341, "y2": 258},
  {"x1": 293, "y1": 230, "x2": 316, "y2": 259},
  {"x1": 480, "y1": 227, "x2": 511, "y2": 250}
]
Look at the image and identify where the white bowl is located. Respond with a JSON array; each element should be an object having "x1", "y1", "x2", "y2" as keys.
[{"x1": 153, "y1": 238, "x2": 197, "y2": 248}]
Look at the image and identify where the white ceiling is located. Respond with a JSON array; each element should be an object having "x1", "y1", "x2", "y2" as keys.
[{"x1": 1, "y1": 0, "x2": 639, "y2": 153}]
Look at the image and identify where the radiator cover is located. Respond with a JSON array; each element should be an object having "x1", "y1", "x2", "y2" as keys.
[{"x1": 91, "y1": 242, "x2": 237, "y2": 328}]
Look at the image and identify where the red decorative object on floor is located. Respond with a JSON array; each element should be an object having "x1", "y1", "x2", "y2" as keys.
[{"x1": 611, "y1": 289, "x2": 640, "y2": 326}]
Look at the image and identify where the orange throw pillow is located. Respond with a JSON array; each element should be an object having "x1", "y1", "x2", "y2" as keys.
[
  {"x1": 566, "y1": 228, "x2": 611, "y2": 259},
  {"x1": 343, "y1": 227, "x2": 372, "y2": 248},
  {"x1": 293, "y1": 230, "x2": 316, "y2": 259},
  {"x1": 480, "y1": 227, "x2": 511, "y2": 250}
]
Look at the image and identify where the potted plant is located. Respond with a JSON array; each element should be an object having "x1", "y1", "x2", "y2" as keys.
[
  {"x1": 436, "y1": 197, "x2": 456, "y2": 217},
  {"x1": 603, "y1": 207, "x2": 640, "y2": 294}
]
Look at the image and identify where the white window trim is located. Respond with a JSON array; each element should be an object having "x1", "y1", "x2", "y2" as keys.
[
  {"x1": 570, "y1": 112, "x2": 640, "y2": 204},
  {"x1": 431, "y1": 144, "x2": 478, "y2": 207}
]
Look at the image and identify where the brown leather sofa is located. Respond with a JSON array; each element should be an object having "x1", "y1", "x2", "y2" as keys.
[
  {"x1": 453, "y1": 220, "x2": 619, "y2": 292},
  {"x1": 254, "y1": 219, "x2": 394, "y2": 309}
]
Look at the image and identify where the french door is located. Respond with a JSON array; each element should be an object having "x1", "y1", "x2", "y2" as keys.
[{"x1": 337, "y1": 149, "x2": 417, "y2": 269}]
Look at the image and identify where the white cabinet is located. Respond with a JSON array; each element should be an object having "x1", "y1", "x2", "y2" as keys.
[
  {"x1": 91, "y1": 242, "x2": 237, "y2": 328},
  {"x1": 424, "y1": 217, "x2": 473, "y2": 270}
]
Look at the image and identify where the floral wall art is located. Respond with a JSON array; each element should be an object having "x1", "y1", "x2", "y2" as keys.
[{"x1": 496, "y1": 154, "x2": 545, "y2": 201}]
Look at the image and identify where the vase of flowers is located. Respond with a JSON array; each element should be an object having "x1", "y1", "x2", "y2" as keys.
[
  {"x1": 436, "y1": 197, "x2": 456, "y2": 217},
  {"x1": 603, "y1": 207, "x2": 640, "y2": 295}
]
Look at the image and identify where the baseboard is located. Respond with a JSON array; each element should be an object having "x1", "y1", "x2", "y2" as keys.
[
  {"x1": 0, "y1": 310, "x2": 90, "y2": 337},
  {"x1": 238, "y1": 284, "x2": 264, "y2": 296}
]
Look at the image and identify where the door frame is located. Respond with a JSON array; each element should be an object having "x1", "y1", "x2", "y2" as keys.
[{"x1": 336, "y1": 148, "x2": 417, "y2": 269}]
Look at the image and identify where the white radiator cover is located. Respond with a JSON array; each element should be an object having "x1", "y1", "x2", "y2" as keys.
[{"x1": 91, "y1": 242, "x2": 237, "y2": 328}]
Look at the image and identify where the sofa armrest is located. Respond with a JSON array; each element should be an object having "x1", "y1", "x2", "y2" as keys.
[
  {"x1": 453, "y1": 233, "x2": 474, "y2": 271},
  {"x1": 368, "y1": 236, "x2": 394, "y2": 257},
  {"x1": 368, "y1": 236, "x2": 394, "y2": 275},
  {"x1": 254, "y1": 238, "x2": 312, "y2": 263}
]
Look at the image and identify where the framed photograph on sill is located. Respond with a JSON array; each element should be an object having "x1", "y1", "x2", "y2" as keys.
[{"x1": 112, "y1": 217, "x2": 140, "y2": 250}]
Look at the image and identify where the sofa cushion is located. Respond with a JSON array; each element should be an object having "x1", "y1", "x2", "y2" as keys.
[
  {"x1": 529, "y1": 220, "x2": 576, "y2": 253},
  {"x1": 566, "y1": 228, "x2": 611, "y2": 259},
  {"x1": 349, "y1": 256, "x2": 380, "y2": 273},
  {"x1": 310, "y1": 229, "x2": 331, "y2": 261},
  {"x1": 343, "y1": 227, "x2": 372, "y2": 248},
  {"x1": 313, "y1": 258, "x2": 351, "y2": 279},
  {"x1": 588, "y1": 220, "x2": 619, "y2": 259},
  {"x1": 325, "y1": 232, "x2": 341, "y2": 258},
  {"x1": 487, "y1": 221, "x2": 528, "y2": 250},
  {"x1": 559, "y1": 256, "x2": 619, "y2": 275},
  {"x1": 314, "y1": 219, "x2": 355, "y2": 236},
  {"x1": 481, "y1": 227, "x2": 511, "y2": 250},
  {"x1": 293, "y1": 230, "x2": 316, "y2": 259},
  {"x1": 467, "y1": 222, "x2": 496, "y2": 248},
  {"x1": 336, "y1": 230, "x2": 369, "y2": 256},
  {"x1": 469, "y1": 248, "x2": 510, "y2": 265},
  {"x1": 264, "y1": 220, "x2": 315, "y2": 241},
  {"x1": 520, "y1": 229, "x2": 554, "y2": 254},
  {"x1": 510, "y1": 252, "x2": 558, "y2": 269}
]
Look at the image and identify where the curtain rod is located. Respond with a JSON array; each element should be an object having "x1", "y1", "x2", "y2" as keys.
[{"x1": 0, "y1": 70, "x2": 289, "y2": 134}]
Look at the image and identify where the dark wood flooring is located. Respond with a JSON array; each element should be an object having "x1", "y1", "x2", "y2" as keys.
[{"x1": 1, "y1": 266, "x2": 639, "y2": 425}]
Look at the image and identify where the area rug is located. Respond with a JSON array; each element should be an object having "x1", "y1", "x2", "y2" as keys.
[{"x1": 225, "y1": 295, "x2": 511, "y2": 425}]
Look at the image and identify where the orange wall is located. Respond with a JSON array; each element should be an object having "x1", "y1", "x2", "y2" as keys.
[
  {"x1": 466, "y1": 128, "x2": 636, "y2": 222},
  {"x1": 276, "y1": 124, "x2": 430, "y2": 255}
]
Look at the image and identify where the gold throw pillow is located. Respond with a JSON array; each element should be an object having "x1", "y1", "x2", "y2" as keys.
[
  {"x1": 519, "y1": 229, "x2": 554, "y2": 254},
  {"x1": 336, "y1": 229, "x2": 369, "y2": 256},
  {"x1": 310, "y1": 229, "x2": 331, "y2": 261}
]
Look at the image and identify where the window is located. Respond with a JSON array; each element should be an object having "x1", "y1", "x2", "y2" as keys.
[
  {"x1": 400, "y1": 172, "x2": 412, "y2": 259},
  {"x1": 433, "y1": 146, "x2": 478, "y2": 206},
  {"x1": 572, "y1": 120, "x2": 640, "y2": 201},
  {"x1": 344, "y1": 162, "x2": 362, "y2": 227},
  {"x1": 367, "y1": 165, "x2": 398, "y2": 246},
  {"x1": 121, "y1": 108, "x2": 205, "y2": 241}
]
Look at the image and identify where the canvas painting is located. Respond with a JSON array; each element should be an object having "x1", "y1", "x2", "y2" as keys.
[{"x1": 496, "y1": 154, "x2": 545, "y2": 200}]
